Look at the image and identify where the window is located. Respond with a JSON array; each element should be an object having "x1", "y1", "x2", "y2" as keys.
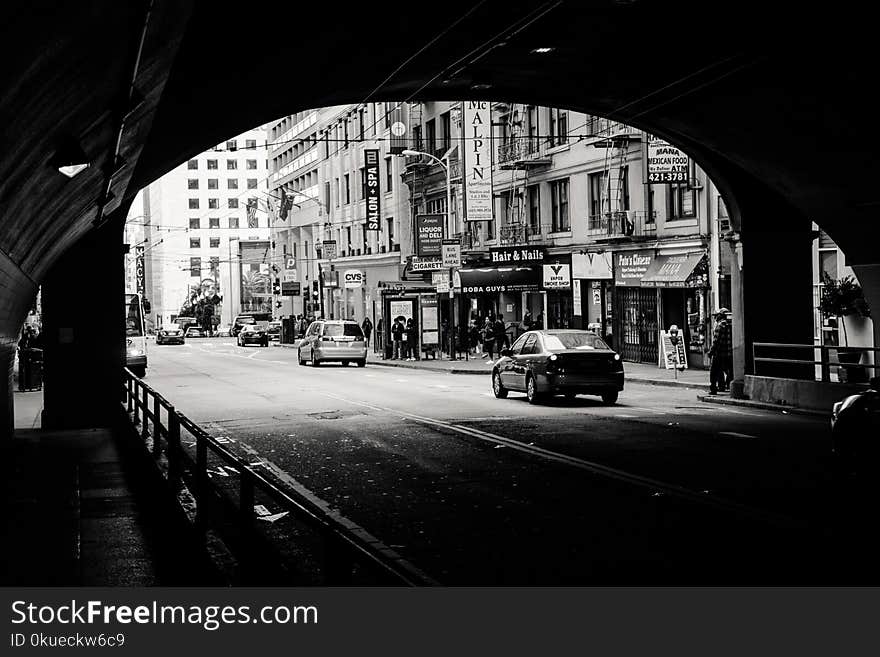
[
  {"x1": 190, "y1": 257, "x2": 201, "y2": 277},
  {"x1": 246, "y1": 159, "x2": 257, "y2": 170},
  {"x1": 440, "y1": 111, "x2": 451, "y2": 154},
  {"x1": 527, "y1": 185, "x2": 541, "y2": 233},
  {"x1": 589, "y1": 171, "x2": 605, "y2": 220},
  {"x1": 346, "y1": 226, "x2": 352, "y2": 252},
  {"x1": 385, "y1": 158, "x2": 393, "y2": 191},
  {"x1": 208, "y1": 178, "x2": 218, "y2": 190},
  {"x1": 620, "y1": 166, "x2": 630, "y2": 211},
  {"x1": 187, "y1": 159, "x2": 198, "y2": 170},
  {"x1": 334, "y1": 178, "x2": 340, "y2": 207},
  {"x1": 548, "y1": 109, "x2": 568, "y2": 146},
  {"x1": 521, "y1": 334, "x2": 539, "y2": 355},
  {"x1": 208, "y1": 198, "x2": 219, "y2": 209},
  {"x1": 210, "y1": 237, "x2": 220, "y2": 248},
  {"x1": 646, "y1": 185, "x2": 656, "y2": 224},
  {"x1": 412, "y1": 124, "x2": 422, "y2": 152},
  {"x1": 510, "y1": 333, "x2": 528, "y2": 355},
  {"x1": 228, "y1": 217, "x2": 239, "y2": 229},
  {"x1": 550, "y1": 179, "x2": 569, "y2": 231},
  {"x1": 209, "y1": 217, "x2": 220, "y2": 229},
  {"x1": 386, "y1": 217, "x2": 394, "y2": 250},
  {"x1": 425, "y1": 118, "x2": 436, "y2": 155},
  {"x1": 324, "y1": 181, "x2": 331, "y2": 211},
  {"x1": 188, "y1": 199, "x2": 199, "y2": 209},
  {"x1": 344, "y1": 174, "x2": 350, "y2": 204},
  {"x1": 210, "y1": 256, "x2": 220, "y2": 272},
  {"x1": 343, "y1": 119, "x2": 349, "y2": 148},
  {"x1": 190, "y1": 237, "x2": 201, "y2": 249},
  {"x1": 359, "y1": 107, "x2": 366, "y2": 140},
  {"x1": 227, "y1": 160, "x2": 237, "y2": 170},
  {"x1": 189, "y1": 218, "x2": 200, "y2": 230},
  {"x1": 228, "y1": 198, "x2": 239, "y2": 209},
  {"x1": 359, "y1": 167, "x2": 366, "y2": 200},
  {"x1": 226, "y1": 140, "x2": 237, "y2": 151},
  {"x1": 228, "y1": 179, "x2": 238, "y2": 189},
  {"x1": 187, "y1": 179, "x2": 199, "y2": 189},
  {"x1": 207, "y1": 159, "x2": 218, "y2": 170},
  {"x1": 668, "y1": 182, "x2": 696, "y2": 218},
  {"x1": 247, "y1": 178, "x2": 257, "y2": 189},
  {"x1": 245, "y1": 139, "x2": 257, "y2": 149}
]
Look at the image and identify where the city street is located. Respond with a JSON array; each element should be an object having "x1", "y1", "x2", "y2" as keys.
[{"x1": 146, "y1": 338, "x2": 866, "y2": 584}]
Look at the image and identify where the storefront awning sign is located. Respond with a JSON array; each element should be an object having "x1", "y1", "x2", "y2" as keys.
[
  {"x1": 572, "y1": 252, "x2": 612, "y2": 279},
  {"x1": 458, "y1": 266, "x2": 539, "y2": 295},
  {"x1": 640, "y1": 253, "x2": 707, "y2": 287},
  {"x1": 542, "y1": 263, "x2": 571, "y2": 290},
  {"x1": 613, "y1": 249, "x2": 654, "y2": 286},
  {"x1": 489, "y1": 246, "x2": 546, "y2": 265},
  {"x1": 411, "y1": 256, "x2": 443, "y2": 272}
]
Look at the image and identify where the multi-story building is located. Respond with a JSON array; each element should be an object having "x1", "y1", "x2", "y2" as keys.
[
  {"x1": 139, "y1": 127, "x2": 270, "y2": 329},
  {"x1": 267, "y1": 103, "x2": 412, "y2": 326}
]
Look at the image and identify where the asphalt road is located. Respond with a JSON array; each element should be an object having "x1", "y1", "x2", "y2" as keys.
[{"x1": 144, "y1": 337, "x2": 873, "y2": 584}]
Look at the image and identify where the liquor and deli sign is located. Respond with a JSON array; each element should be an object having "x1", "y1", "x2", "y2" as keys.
[
  {"x1": 416, "y1": 214, "x2": 444, "y2": 257},
  {"x1": 644, "y1": 134, "x2": 689, "y2": 184},
  {"x1": 489, "y1": 246, "x2": 546, "y2": 265},
  {"x1": 614, "y1": 250, "x2": 654, "y2": 286}
]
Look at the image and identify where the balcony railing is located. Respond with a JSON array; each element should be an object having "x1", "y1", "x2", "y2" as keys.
[
  {"x1": 587, "y1": 210, "x2": 657, "y2": 239},
  {"x1": 497, "y1": 137, "x2": 550, "y2": 168},
  {"x1": 499, "y1": 223, "x2": 541, "y2": 245}
]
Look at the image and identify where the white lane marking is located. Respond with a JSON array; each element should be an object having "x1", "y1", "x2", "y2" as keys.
[
  {"x1": 432, "y1": 384, "x2": 450, "y2": 389},
  {"x1": 323, "y1": 393, "x2": 799, "y2": 529},
  {"x1": 718, "y1": 431, "x2": 757, "y2": 439},
  {"x1": 395, "y1": 378, "x2": 409, "y2": 383},
  {"x1": 614, "y1": 414, "x2": 636, "y2": 418},
  {"x1": 626, "y1": 407, "x2": 667, "y2": 414}
]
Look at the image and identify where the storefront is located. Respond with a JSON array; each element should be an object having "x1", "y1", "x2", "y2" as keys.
[
  {"x1": 378, "y1": 281, "x2": 437, "y2": 359},
  {"x1": 572, "y1": 251, "x2": 613, "y2": 336},
  {"x1": 612, "y1": 249, "x2": 658, "y2": 363},
  {"x1": 457, "y1": 264, "x2": 540, "y2": 329}
]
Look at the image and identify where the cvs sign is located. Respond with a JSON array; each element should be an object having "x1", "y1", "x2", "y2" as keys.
[{"x1": 343, "y1": 269, "x2": 364, "y2": 289}]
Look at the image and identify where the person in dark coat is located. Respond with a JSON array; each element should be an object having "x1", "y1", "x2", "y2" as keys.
[
  {"x1": 391, "y1": 317, "x2": 405, "y2": 360},
  {"x1": 482, "y1": 315, "x2": 495, "y2": 359},
  {"x1": 362, "y1": 317, "x2": 373, "y2": 344},
  {"x1": 709, "y1": 308, "x2": 732, "y2": 395},
  {"x1": 493, "y1": 313, "x2": 509, "y2": 352},
  {"x1": 406, "y1": 317, "x2": 418, "y2": 361}
]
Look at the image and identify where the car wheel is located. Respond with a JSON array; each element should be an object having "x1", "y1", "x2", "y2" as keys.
[
  {"x1": 601, "y1": 390, "x2": 619, "y2": 405},
  {"x1": 356, "y1": 359, "x2": 366, "y2": 368},
  {"x1": 492, "y1": 371, "x2": 508, "y2": 399},
  {"x1": 311, "y1": 354, "x2": 320, "y2": 367},
  {"x1": 526, "y1": 375, "x2": 543, "y2": 404},
  {"x1": 298, "y1": 349, "x2": 305, "y2": 366}
]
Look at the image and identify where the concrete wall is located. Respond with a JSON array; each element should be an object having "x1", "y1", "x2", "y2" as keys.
[{"x1": 744, "y1": 375, "x2": 867, "y2": 412}]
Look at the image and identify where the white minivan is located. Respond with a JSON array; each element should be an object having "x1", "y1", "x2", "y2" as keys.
[{"x1": 298, "y1": 320, "x2": 367, "y2": 367}]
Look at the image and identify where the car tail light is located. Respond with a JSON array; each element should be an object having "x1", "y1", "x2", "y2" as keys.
[{"x1": 546, "y1": 355, "x2": 559, "y2": 373}]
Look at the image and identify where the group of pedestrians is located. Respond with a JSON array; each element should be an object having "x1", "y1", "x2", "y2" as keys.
[{"x1": 390, "y1": 316, "x2": 418, "y2": 360}]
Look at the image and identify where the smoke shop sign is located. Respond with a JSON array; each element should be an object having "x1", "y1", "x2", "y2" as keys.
[
  {"x1": 614, "y1": 250, "x2": 654, "y2": 286},
  {"x1": 489, "y1": 246, "x2": 546, "y2": 265}
]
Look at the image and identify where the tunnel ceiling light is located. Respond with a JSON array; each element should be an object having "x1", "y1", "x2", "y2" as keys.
[
  {"x1": 52, "y1": 139, "x2": 90, "y2": 178},
  {"x1": 531, "y1": 47, "x2": 555, "y2": 54},
  {"x1": 470, "y1": 83, "x2": 493, "y2": 90}
]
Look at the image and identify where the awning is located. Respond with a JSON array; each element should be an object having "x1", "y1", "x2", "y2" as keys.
[
  {"x1": 640, "y1": 253, "x2": 707, "y2": 287},
  {"x1": 458, "y1": 265, "x2": 540, "y2": 295}
]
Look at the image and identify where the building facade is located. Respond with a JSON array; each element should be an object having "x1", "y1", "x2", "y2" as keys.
[{"x1": 138, "y1": 127, "x2": 270, "y2": 330}]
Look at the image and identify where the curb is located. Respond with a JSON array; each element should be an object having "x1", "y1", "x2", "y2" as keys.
[
  {"x1": 367, "y1": 360, "x2": 491, "y2": 375},
  {"x1": 626, "y1": 376, "x2": 710, "y2": 392},
  {"x1": 696, "y1": 394, "x2": 829, "y2": 418}
]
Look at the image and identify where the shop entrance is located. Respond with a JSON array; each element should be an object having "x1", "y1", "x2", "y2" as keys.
[{"x1": 615, "y1": 287, "x2": 658, "y2": 363}]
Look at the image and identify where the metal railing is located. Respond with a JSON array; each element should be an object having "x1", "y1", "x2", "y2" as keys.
[
  {"x1": 497, "y1": 137, "x2": 547, "y2": 165},
  {"x1": 753, "y1": 342, "x2": 880, "y2": 383},
  {"x1": 587, "y1": 210, "x2": 657, "y2": 238},
  {"x1": 121, "y1": 368, "x2": 432, "y2": 585}
]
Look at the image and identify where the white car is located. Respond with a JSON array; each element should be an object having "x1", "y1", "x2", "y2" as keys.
[{"x1": 298, "y1": 320, "x2": 367, "y2": 367}]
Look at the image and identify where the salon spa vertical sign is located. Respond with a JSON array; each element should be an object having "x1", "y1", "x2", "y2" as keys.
[{"x1": 464, "y1": 101, "x2": 492, "y2": 222}]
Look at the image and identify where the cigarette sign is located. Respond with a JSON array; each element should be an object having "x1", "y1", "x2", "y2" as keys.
[
  {"x1": 411, "y1": 256, "x2": 443, "y2": 272},
  {"x1": 645, "y1": 134, "x2": 689, "y2": 183},
  {"x1": 364, "y1": 149, "x2": 380, "y2": 231}
]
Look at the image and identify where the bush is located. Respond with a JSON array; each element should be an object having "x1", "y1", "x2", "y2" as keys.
[{"x1": 820, "y1": 272, "x2": 871, "y2": 319}]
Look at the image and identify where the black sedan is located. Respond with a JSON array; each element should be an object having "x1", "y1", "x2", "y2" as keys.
[
  {"x1": 831, "y1": 376, "x2": 880, "y2": 473},
  {"x1": 237, "y1": 324, "x2": 269, "y2": 347},
  {"x1": 155, "y1": 324, "x2": 185, "y2": 345},
  {"x1": 492, "y1": 330, "x2": 624, "y2": 405}
]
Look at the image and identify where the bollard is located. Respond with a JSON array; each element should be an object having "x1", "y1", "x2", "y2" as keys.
[
  {"x1": 152, "y1": 396, "x2": 162, "y2": 455},
  {"x1": 141, "y1": 386, "x2": 149, "y2": 439}
]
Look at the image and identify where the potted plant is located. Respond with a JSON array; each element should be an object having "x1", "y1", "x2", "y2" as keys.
[{"x1": 820, "y1": 273, "x2": 872, "y2": 381}]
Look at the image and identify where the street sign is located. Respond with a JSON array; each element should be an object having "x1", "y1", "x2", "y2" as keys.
[
  {"x1": 286, "y1": 257, "x2": 296, "y2": 269},
  {"x1": 282, "y1": 269, "x2": 297, "y2": 282},
  {"x1": 343, "y1": 269, "x2": 364, "y2": 288},
  {"x1": 441, "y1": 239, "x2": 461, "y2": 268},
  {"x1": 322, "y1": 240, "x2": 337, "y2": 260},
  {"x1": 281, "y1": 281, "x2": 301, "y2": 296}
]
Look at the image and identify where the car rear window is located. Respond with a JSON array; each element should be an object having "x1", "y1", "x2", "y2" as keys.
[
  {"x1": 544, "y1": 333, "x2": 610, "y2": 351},
  {"x1": 322, "y1": 324, "x2": 364, "y2": 338},
  {"x1": 237, "y1": 316, "x2": 255, "y2": 324}
]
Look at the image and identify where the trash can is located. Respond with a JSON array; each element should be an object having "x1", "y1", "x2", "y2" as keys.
[{"x1": 18, "y1": 347, "x2": 43, "y2": 391}]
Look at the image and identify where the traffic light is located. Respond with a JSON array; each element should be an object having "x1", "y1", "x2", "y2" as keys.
[
  {"x1": 312, "y1": 280, "x2": 319, "y2": 300},
  {"x1": 275, "y1": 300, "x2": 282, "y2": 308},
  {"x1": 273, "y1": 277, "x2": 281, "y2": 295}
]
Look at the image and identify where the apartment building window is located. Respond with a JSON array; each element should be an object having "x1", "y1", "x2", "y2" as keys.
[
  {"x1": 384, "y1": 103, "x2": 391, "y2": 129},
  {"x1": 412, "y1": 124, "x2": 422, "y2": 152},
  {"x1": 346, "y1": 226, "x2": 352, "y2": 253},
  {"x1": 207, "y1": 159, "x2": 218, "y2": 170},
  {"x1": 619, "y1": 166, "x2": 630, "y2": 211},
  {"x1": 226, "y1": 160, "x2": 236, "y2": 170},
  {"x1": 324, "y1": 181, "x2": 331, "y2": 211},
  {"x1": 210, "y1": 256, "x2": 220, "y2": 273},
  {"x1": 208, "y1": 198, "x2": 218, "y2": 209},
  {"x1": 209, "y1": 217, "x2": 220, "y2": 229},
  {"x1": 210, "y1": 237, "x2": 220, "y2": 248},
  {"x1": 334, "y1": 178, "x2": 340, "y2": 207},
  {"x1": 343, "y1": 119, "x2": 349, "y2": 148},
  {"x1": 527, "y1": 105, "x2": 539, "y2": 151},
  {"x1": 588, "y1": 171, "x2": 605, "y2": 220},
  {"x1": 440, "y1": 111, "x2": 451, "y2": 154},
  {"x1": 228, "y1": 198, "x2": 239, "y2": 209},
  {"x1": 189, "y1": 217, "x2": 200, "y2": 229},
  {"x1": 646, "y1": 186, "x2": 656, "y2": 224},
  {"x1": 187, "y1": 179, "x2": 199, "y2": 189},
  {"x1": 247, "y1": 178, "x2": 257, "y2": 189},
  {"x1": 386, "y1": 217, "x2": 394, "y2": 250},
  {"x1": 359, "y1": 107, "x2": 366, "y2": 140},
  {"x1": 668, "y1": 182, "x2": 696, "y2": 219},
  {"x1": 344, "y1": 174, "x2": 350, "y2": 204},
  {"x1": 527, "y1": 185, "x2": 541, "y2": 234},
  {"x1": 228, "y1": 217, "x2": 239, "y2": 229},
  {"x1": 548, "y1": 109, "x2": 568, "y2": 146},
  {"x1": 246, "y1": 159, "x2": 257, "y2": 170},
  {"x1": 425, "y1": 118, "x2": 436, "y2": 155},
  {"x1": 187, "y1": 159, "x2": 198, "y2": 170},
  {"x1": 190, "y1": 237, "x2": 200, "y2": 249},
  {"x1": 361, "y1": 223, "x2": 368, "y2": 252},
  {"x1": 228, "y1": 179, "x2": 238, "y2": 190},
  {"x1": 226, "y1": 140, "x2": 237, "y2": 151},
  {"x1": 245, "y1": 139, "x2": 257, "y2": 149},
  {"x1": 359, "y1": 167, "x2": 366, "y2": 200},
  {"x1": 550, "y1": 179, "x2": 570, "y2": 232},
  {"x1": 188, "y1": 199, "x2": 199, "y2": 209},
  {"x1": 208, "y1": 178, "x2": 218, "y2": 189},
  {"x1": 190, "y1": 257, "x2": 201, "y2": 277},
  {"x1": 385, "y1": 158, "x2": 393, "y2": 191}
]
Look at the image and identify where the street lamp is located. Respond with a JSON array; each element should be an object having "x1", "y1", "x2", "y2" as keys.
[{"x1": 402, "y1": 146, "x2": 459, "y2": 360}]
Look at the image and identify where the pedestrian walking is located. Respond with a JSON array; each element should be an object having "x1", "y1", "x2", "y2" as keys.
[
  {"x1": 521, "y1": 309, "x2": 533, "y2": 334},
  {"x1": 392, "y1": 317, "x2": 405, "y2": 360},
  {"x1": 482, "y1": 315, "x2": 495, "y2": 359},
  {"x1": 362, "y1": 316, "x2": 373, "y2": 345},
  {"x1": 493, "y1": 313, "x2": 509, "y2": 352},
  {"x1": 406, "y1": 318, "x2": 418, "y2": 360},
  {"x1": 535, "y1": 310, "x2": 544, "y2": 330},
  {"x1": 709, "y1": 307, "x2": 732, "y2": 395}
]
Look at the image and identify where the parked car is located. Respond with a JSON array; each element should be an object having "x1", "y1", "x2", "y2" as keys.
[
  {"x1": 185, "y1": 325, "x2": 206, "y2": 338},
  {"x1": 492, "y1": 330, "x2": 624, "y2": 405},
  {"x1": 831, "y1": 376, "x2": 880, "y2": 473},
  {"x1": 237, "y1": 324, "x2": 268, "y2": 347},
  {"x1": 231, "y1": 314, "x2": 256, "y2": 337},
  {"x1": 215, "y1": 324, "x2": 232, "y2": 337},
  {"x1": 267, "y1": 321, "x2": 282, "y2": 342},
  {"x1": 155, "y1": 324, "x2": 186, "y2": 345},
  {"x1": 298, "y1": 320, "x2": 367, "y2": 367}
]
